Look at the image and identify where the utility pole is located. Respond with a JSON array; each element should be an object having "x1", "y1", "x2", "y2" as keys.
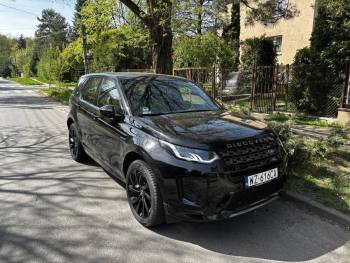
[{"x1": 81, "y1": 25, "x2": 89, "y2": 74}]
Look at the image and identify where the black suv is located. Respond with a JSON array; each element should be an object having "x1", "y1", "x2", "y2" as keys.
[{"x1": 67, "y1": 73, "x2": 287, "y2": 227}]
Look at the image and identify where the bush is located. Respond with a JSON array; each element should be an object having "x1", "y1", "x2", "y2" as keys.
[
  {"x1": 266, "y1": 120, "x2": 348, "y2": 165},
  {"x1": 289, "y1": 48, "x2": 334, "y2": 115},
  {"x1": 240, "y1": 36, "x2": 276, "y2": 69}
]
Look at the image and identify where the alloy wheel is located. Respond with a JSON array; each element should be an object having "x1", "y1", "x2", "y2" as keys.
[
  {"x1": 69, "y1": 127, "x2": 78, "y2": 158},
  {"x1": 127, "y1": 169, "x2": 152, "y2": 218}
]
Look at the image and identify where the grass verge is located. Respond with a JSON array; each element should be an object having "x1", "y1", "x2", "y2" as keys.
[
  {"x1": 35, "y1": 76, "x2": 77, "y2": 88},
  {"x1": 8, "y1": 77, "x2": 42, "y2": 85},
  {"x1": 39, "y1": 87, "x2": 73, "y2": 103},
  {"x1": 286, "y1": 145, "x2": 350, "y2": 215},
  {"x1": 264, "y1": 112, "x2": 343, "y2": 128}
]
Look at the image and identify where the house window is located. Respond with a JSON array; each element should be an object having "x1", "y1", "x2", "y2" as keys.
[{"x1": 271, "y1": 36, "x2": 283, "y2": 55}]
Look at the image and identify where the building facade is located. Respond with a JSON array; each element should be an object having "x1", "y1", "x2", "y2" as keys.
[{"x1": 236, "y1": 0, "x2": 317, "y2": 65}]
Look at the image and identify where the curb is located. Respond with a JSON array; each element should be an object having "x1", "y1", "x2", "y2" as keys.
[{"x1": 280, "y1": 190, "x2": 350, "y2": 228}]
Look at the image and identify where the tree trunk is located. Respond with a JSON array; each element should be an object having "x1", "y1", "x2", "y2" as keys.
[
  {"x1": 119, "y1": 0, "x2": 173, "y2": 74},
  {"x1": 196, "y1": 0, "x2": 204, "y2": 34},
  {"x1": 148, "y1": 0, "x2": 173, "y2": 74},
  {"x1": 150, "y1": 26, "x2": 173, "y2": 74}
]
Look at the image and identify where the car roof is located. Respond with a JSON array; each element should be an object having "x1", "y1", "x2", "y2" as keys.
[{"x1": 80, "y1": 72, "x2": 188, "y2": 81}]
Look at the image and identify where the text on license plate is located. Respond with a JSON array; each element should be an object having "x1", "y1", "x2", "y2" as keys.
[{"x1": 245, "y1": 168, "x2": 278, "y2": 188}]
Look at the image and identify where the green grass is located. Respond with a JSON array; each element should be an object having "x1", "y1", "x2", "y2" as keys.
[
  {"x1": 265, "y1": 112, "x2": 292, "y2": 122},
  {"x1": 263, "y1": 112, "x2": 343, "y2": 128},
  {"x1": 39, "y1": 88, "x2": 73, "y2": 103},
  {"x1": 35, "y1": 76, "x2": 77, "y2": 88},
  {"x1": 287, "y1": 146, "x2": 350, "y2": 214},
  {"x1": 295, "y1": 118, "x2": 342, "y2": 128},
  {"x1": 8, "y1": 77, "x2": 42, "y2": 85}
]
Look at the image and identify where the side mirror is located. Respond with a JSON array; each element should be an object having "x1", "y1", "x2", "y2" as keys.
[
  {"x1": 99, "y1": 105, "x2": 115, "y2": 118},
  {"x1": 99, "y1": 105, "x2": 124, "y2": 121}
]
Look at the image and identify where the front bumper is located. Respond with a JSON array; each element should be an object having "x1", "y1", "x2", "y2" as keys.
[
  {"x1": 163, "y1": 173, "x2": 284, "y2": 222},
  {"x1": 149, "y1": 152, "x2": 285, "y2": 222}
]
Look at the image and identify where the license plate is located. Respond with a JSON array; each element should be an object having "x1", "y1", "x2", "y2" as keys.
[{"x1": 245, "y1": 168, "x2": 278, "y2": 188}]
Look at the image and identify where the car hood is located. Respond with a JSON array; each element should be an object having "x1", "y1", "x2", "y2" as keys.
[{"x1": 134, "y1": 111, "x2": 269, "y2": 149}]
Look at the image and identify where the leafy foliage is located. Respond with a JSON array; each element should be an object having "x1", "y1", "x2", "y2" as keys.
[
  {"x1": 290, "y1": 0, "x2": 350, "y2": 115},
  {"x1": 35, "y1": 9, "x2": 70, "y2": 49},
  {"x1": 0, "y1": 34, "x2": 15, "y2": 77},
  {"x1": 37, "y1": 46, "x2": 64, "y2": 83},
  {"x1": 243, "y1": 0, "x2": 299, "y2": 25},
  {"x1": 173, "y1": 32, "x2": 238, "y2": 69},
  {"x1": 240, "y1": 36, "x2": 276, "y2": 68}
]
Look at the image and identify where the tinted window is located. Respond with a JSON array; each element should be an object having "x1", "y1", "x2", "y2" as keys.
[
  {"x1": 120, "y1": 76, "x2": 219, "y2": 116},
  {"x1": 81, "y1": 77, "x2": 101, "y2": 105},
  {"x1": 98, "y1": 78, "x2": 123, "y2": 113}
]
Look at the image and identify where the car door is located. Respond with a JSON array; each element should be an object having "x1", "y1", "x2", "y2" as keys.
[
  {"x1": 95, "y1": 77, "x2": 127, "y2": 175},
  {"x1": 77, "y1": 76, "x2": 102, "y2": 158}
]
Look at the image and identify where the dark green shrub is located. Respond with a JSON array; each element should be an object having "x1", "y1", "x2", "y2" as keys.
[
  {"x1": 240, "y1": 36, "x2": 276, "y2": 69},
  {"x1": 289, "y1": 48, "x2": 334, "y2": 115}
]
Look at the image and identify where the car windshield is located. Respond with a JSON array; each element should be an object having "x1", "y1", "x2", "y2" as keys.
[{"x1": 120, "y1": 76, "x2": 220, "y2": 116}]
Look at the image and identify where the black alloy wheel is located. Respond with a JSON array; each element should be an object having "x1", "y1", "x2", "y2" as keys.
[
  {"x1": 68, "y1": 123, "x2": 87, "y2": 162},
  {"x1": 127, "y1": 168, "x2": 152, "y2": 218},
  {"x1": 126, "y1": 160, "x2": 165, "y2": 227}
]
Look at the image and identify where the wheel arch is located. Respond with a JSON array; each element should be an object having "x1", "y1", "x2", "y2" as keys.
[
  {"x1": 123, "y1": 151, "x2": 144, "y2": 177},
  {"x1": 67, "y1": 117, "x2": 74, "y2": 128}
]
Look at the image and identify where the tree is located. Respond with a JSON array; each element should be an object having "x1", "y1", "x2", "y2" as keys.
[
  {"x1": 78, "y1": 0, "x2": 151, "y2": 71},
  {"x1": 12, "y1": 38, "x2": 35, "y2": 77},
  {"x1": 174, "y1": 32, "x2": 237, "y2": 69},
  {"x1": 72, "y1": 0, "x2": 88, "y2": 38},
  {"x1": 242, "y1": 0, "x2": 299, "y2": 25},
  {"x1": 173, "y1": 0, "x2": 223, "y2": 35},
  {"x1": 35, "y1": 9, "x2": 69, "y2": 49},
  {"x1": 118, "y1": 0, "x2": 297, "y2": 74},
  {"x1": 37, "y1": 45, "x2": 64, "y2": 82},
  {"x1": 17, "y1": 34, "x2": 26, "y2": 49},
  {"x1": 0, "y1": 34, "x2": 15, "y2": 77},
  {"x1": 290, "y1": 0, "x2": 350, "y2": 115},
  {"x1": 221, "y1": 0, "x2": 240, "y2": 69},
  {"x1": 118, "y1": 0, "x2": 172, "y2": 74}
]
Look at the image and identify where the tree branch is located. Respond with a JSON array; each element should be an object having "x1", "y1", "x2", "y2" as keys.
[{"x1": 119, "y1": 0, "x2": 148, "y2": 24}]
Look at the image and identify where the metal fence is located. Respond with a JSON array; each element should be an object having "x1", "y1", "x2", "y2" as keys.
[
  {"x1": 341, "y1": 61, "x2": 350, "y2": 109},
  {"x1": 75, "y1": 63, "x2": 346, "y2": 118}
]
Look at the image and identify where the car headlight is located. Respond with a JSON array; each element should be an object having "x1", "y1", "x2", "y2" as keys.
[{"x1": 160, "y1": 140, "x2": 219, "y2": 164}]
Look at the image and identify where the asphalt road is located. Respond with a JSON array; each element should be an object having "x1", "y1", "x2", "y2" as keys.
[{"x1": 0, "y1": 78, "x2": 349, "y2": 263}]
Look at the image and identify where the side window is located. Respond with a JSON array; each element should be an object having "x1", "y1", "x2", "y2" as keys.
[
  {"x1": 81, "y1": 77, "x2": 101, "y2": 105},
  {"x1": 98, "y1": 78, "x2": 123, "y2": 113}
]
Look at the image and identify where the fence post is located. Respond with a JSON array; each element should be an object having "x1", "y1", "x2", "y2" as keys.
[
  {"x1": 272, "y1": 64, "x2": 278, "y2": 111},
  {"x1": 212, "y1": 65, "x2": 216, "y2": 98},
  {"x1": 285, "y1": 64, "x2": 290, "y2": 111},
  {"x1": 340, "y1": 60, "x2": 350, "y2": 108},
  {"x1": 220, "y1": 67, "x2": 224, "y2": 101},
  {"x1": 250, "y1": 65, "x2": 257, "y2": 111}
]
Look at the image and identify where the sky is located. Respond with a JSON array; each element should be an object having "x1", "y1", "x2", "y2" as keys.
[{"x1": 0, "y1": 0, "x2": 75, "y2": 37}]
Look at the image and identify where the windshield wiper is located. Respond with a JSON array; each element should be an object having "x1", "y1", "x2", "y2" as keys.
[
  {"x1": 173, "y1": 109, "x2": 217, "y2": 114},
  {"x1": 139, "y1": 112, "x2": 171, "y2": 117},
  {"x1": 139, "y1": 109, "x2": 218, "y2": 117}
]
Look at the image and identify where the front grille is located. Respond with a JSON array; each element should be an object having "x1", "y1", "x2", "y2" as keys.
[{"x1": 219, "y1": 133, "x2": 280, "y2": 173}]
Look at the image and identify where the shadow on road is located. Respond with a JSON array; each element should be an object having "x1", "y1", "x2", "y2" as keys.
[{"x1": 153, "y1": 200, "x2": 349, "y2": 262}]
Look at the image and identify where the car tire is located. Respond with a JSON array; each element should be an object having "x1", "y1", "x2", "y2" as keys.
[
  {"x1": 68, "y1": 123, "x2": 88, "y2": 162},
  {"x1": 126, "y1": 160, "x2": 165, "y2": 227}
]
